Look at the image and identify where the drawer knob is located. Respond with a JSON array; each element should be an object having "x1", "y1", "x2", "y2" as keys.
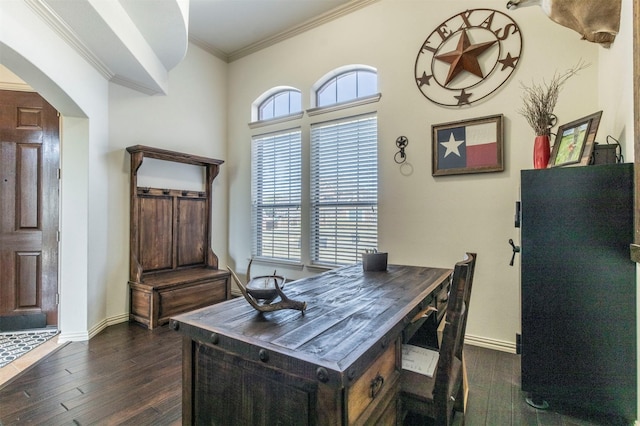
[
  {"x1": 370, "y1": 374, "x2": 384, "y2": 399},
  {"x1": 316, "y1": 367, "x2": 329, "y2": 383},
  {"x1": 259, "y1": 349, "x2": 269, "y2": 362}
]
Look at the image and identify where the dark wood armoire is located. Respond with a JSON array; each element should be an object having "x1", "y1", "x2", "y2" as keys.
[
  {"x1": 520, "y1": 163, "x2": 636, "y2": 422},
  {"x1": 126, "y1": 145, "x2": 230, "y2": 329}
]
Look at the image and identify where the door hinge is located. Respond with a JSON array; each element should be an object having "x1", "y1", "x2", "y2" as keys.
[
  {"x1": 57, "y1": 168, "x2": 61, "y2": 179},
  {"x1": 56, "y1": 230, "x2": 60, "y2": 242},
  {"x1": 56, "y1": 293, "x2": 60, "y2": 305}
]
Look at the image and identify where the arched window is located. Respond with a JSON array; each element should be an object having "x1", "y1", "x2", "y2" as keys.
[
  {"x1": 251, "y1": 86, "x2": 303, "y2": 262},
  {"x1": 314, "y1": 66, "x2": 377, "y2": 108},
  {"x1": 254, "y1": 88, "x2": 302, "y2": 122},
  {"x1": 250, "y1": 67, "x2": 380, "y2": 267},
  {"x1": 309, "y1": 65, "x2": 379, "y2": 265}
]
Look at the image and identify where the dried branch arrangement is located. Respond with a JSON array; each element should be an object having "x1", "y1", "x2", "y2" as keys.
[{"x1": 519, "y1": 61, "x2": 589, "y2": 136}]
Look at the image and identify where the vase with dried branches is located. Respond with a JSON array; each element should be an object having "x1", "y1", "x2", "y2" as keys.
[{"x1": 519, "y1": 61, "x2": 589, "y2": 168}]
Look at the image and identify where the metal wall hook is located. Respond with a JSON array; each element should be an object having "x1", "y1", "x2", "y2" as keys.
[{"x1": 394, "y1": 136, "x2": 409, "y2": 164}]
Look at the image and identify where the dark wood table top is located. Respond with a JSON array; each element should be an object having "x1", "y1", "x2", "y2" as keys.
[{"x1": 172, "y1": 263, "x2": 451, "y2": 386}]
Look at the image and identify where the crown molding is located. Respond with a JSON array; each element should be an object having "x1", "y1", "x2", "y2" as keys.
[
  {"x1": 24, "y1": 0, "x2": 114, "y2": 80},
  {"x1": 228, "y1": 0, "x2": 379, "y2": 62},
  {"x1": 189, "y1": 35, "x2": 230, "y2": 63},
  {"x1": 110, "y1": 74, "x2": 162, "y2": 96}
]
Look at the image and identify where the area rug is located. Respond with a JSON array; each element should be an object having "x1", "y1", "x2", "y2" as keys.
[{"x1": 0, "y1": 329, "x2": 58, "y2": 368}]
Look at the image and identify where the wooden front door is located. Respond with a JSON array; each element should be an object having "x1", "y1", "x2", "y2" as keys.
[{"x1": 0, "y1": 90, "x2": 59, "y2": 326}]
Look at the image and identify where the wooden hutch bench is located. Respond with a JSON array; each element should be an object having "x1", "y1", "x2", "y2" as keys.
[{"x1": 126, "y1": 145, "x2": 230, "y2": 329}]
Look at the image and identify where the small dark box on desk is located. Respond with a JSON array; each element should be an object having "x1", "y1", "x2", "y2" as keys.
[
  {"x1": 591, "y1": 143, "x2": 617, "y2": 164},
  {"x1": 362, "y1": 252, "x2": 388, "y2": 271}
]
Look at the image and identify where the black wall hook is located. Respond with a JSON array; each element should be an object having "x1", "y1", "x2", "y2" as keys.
[{"x1": 394, "y1": 136, "x2": 409, "y2": 164}]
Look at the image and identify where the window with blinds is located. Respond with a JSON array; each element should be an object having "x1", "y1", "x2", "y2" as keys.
[
  {"x1": 310, "y1": 114, "x2": 378, "y2": 266},
  {"x1": 251, "y1": 129, "x2": 302, "y2": 261}
]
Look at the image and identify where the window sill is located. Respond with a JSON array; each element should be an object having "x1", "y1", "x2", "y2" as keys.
[
  {"x1": 305, "y1": 263, "x2": 340, "y2": 273},
  {"x1": 249, "y1": 112, "x2": 304, "y2": 129},
  {"x1": 250, "y1": 257, "x2": 305, "y2": 271},
  {"x1": 306, "y1": 93, "x2": 381, "y2": 117}
]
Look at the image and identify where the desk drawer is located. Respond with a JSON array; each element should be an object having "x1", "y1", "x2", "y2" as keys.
[
  {"x1": 434, "y1": 284, "x2": 450, "y2": 324},
  {"x1": 403, "y1": 278, "x2": 450, "y2": 346},
  {"x1": 347, "y1": 341, "x2": 398, "y2": 424}
]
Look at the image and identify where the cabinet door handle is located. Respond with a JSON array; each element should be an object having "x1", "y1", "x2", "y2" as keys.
[
  {"x1": 370, "y1": 374, "x2": 384, "y2": 399},
  {"x1": 508, "y1": 239, "x2": 521, "y2": 266}
]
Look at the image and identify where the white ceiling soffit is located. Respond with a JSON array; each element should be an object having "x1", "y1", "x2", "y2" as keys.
[
  {"x1": 188, "y1": 0, "x2": 379, "y2": 63},
  {"x1": 32, "y1": 0, "x2": 188, "y2": 95}
]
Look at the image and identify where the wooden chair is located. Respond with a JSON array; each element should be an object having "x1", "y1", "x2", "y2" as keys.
[{"x1": 401, "y1": 253, "x2": 477, "y2": 425}]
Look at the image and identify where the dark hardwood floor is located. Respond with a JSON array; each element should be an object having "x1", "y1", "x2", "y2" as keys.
[
  {"x1": 0, "y1": 323, "x2": 628, "y2": 425},
  {"x1": 0, "y1": 323, "x2": 181, "y2": 425}
]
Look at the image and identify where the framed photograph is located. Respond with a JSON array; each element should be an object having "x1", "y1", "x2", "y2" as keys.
[
  {"x1": 549, "y1": 111, "x2": 602, "y2": 167},
  {"x1": 432, "y1": 114, "x2": 504, "y2": 176}
]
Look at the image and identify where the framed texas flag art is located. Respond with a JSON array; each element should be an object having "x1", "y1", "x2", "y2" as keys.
[{"x1": 432, "y1": 114, "x2": 504, "y2": 176}]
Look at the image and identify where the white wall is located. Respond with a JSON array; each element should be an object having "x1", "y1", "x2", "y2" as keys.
[
  {"x1": 599, "y1": 0, "x2": 635, "y2": 163},
  {"x1": 0, "y1": 4, "x2": 229, "y2": 340},
  {"x1": 596, "y1": 0, "x2": 637, "y2": 416},
  {"x1": 107, "y1": 43, "x2": 229, "y2": 320},
  {"x1": 227, "y1": 0, "x2": 603, "y2": 350},
  {"x1": 0, "y1": 0, "x2": 109, "y2": 341},
  {"x1": 0, "y1": 0, "x2": 632, "y2": 353}
]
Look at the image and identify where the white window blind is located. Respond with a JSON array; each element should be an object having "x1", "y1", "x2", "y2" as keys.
[
  {"x1": 310, "y1": 115, "x2": 378, "y2": 266},
  {"x1": 252, "y1": 130, "x2": 302, "y2": 261}
]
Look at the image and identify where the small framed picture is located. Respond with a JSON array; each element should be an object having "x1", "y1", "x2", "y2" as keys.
[
  {"x1": 432, "y1": 114, "x2": 504, "y2": 176},
  {"x1": 549, "y1": 111, "x2": 602, "y2": 167}
]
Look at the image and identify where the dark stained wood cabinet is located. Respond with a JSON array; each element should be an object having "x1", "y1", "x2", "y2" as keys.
[
  {"x1": 127, "y1": 145, "x2": 230, "y2": 329},
  {"x1": 520, "y1": 164, "x2": 636, "y2": 422},
  {"x1": 171, "y1": 264, "x2": 452, "y2": 425}
]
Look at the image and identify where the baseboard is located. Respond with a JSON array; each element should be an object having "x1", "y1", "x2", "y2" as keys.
[
  {"x1": 58, "y1": 330, "x2": 89, "y2": 343},
  {"x1": 465, "y1": 334, "x2": 517, "y2": 354},
  {"x1": 58, "y1": 313, "x2": 130, "y2": 343},
  {"x1": 88, "y1": 313, "x2": 130, "y2": 339}
]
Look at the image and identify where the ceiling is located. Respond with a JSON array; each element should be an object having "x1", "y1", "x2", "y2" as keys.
[
  {"x1": 188, "y1": 0, "x2": 375, "y2": 62},
  {"x1": 6, "y1": 0, "x2": 376, "y2": 95}
]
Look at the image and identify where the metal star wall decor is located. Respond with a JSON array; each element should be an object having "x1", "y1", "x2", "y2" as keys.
[{"x1": 415, "y1": 9, "x2": 522, "y2": 107}]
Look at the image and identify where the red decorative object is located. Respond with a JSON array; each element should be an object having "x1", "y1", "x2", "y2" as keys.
[{"x1": 533, "y1": 135, "x2": 550, "y2": 169}]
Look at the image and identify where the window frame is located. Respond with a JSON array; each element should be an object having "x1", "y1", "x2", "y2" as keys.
[
  {"x1": 249, "y1": 65, "x2": 381, "y2": 269},
  {"x1": 251, "y1": 128, "x2": 303, "y2": 264},
  {"x1": 309, "y1": 113, "x2": 379, "y2": 267},
  {"x1": 251, "y1": 86, "x2": 303, "y2": 125}
]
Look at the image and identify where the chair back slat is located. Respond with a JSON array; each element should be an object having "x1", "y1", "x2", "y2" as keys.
[{"x1": 433, "y1": 252, "x2": 476, "y2": 425}]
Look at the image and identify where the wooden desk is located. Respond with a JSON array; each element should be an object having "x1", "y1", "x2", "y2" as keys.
[{"x1": 171, "y1": 264, "x2": 452, "y2": 425}]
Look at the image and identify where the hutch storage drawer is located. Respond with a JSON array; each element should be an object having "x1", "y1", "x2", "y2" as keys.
[{"x1": 129, "y1": 268, "x2": 230, "y2": 329}]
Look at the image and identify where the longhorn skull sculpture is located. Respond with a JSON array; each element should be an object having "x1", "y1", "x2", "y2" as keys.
[{"x1": 506, "y1": 0, "x2": 621, "y2": 46}]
